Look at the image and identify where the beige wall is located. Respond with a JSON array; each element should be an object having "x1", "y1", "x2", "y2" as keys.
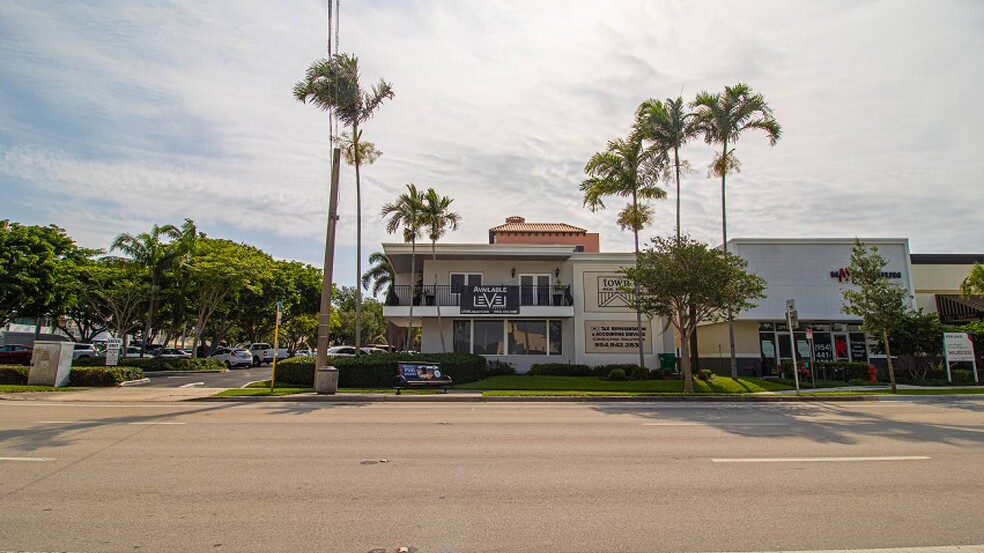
[
  {"x1": 696, "y1": 321, "x2": 760, "y2": 358},
  {"x1": 911, "y1": 264, "x2": 973, "y2": 313}
]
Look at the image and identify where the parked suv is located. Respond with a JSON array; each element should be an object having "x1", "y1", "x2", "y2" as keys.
[{"x1": 246, "y1": 343, "x2": 289, "y2": 366}]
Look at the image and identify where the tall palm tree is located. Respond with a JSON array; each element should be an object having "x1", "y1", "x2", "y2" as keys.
[
  {"x1": 294, "y1": 53, "x2": 394, "y2": 353},
  {"x1": 635, "y1": 96, "x2": 695, "y2": 241},
  {"x1": 961, "y1": 262, "x2": 984, "y2": 298},
  {"x1": 110, "y1": 223, "x2": 181, "y2": 354},
  {"x1": 381, "y1": 183, "x2": 426, "y2": 351},
  {"x1": 691, "y1": 83, "x2": 781, "y2": 378},
  {"x1": 581, "y1": 131, "x2": 667, "y2": 369},
  {"x1": 361, "y1": 251, "x2": 395, "y2": 298},
  {"x1": 636, "y1": 96, "x2": 697, "y2": 375},
  {"x1": 421, "y1": 188, "x2": 461, "y2": 353}
]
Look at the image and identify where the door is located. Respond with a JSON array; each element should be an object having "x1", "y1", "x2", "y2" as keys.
[
  {"x1": 450, "y1": 273, "x2": 482, "y2": 305},
  {"x1": 520, "y1": 274, "x2": 550, "y2": 305}
]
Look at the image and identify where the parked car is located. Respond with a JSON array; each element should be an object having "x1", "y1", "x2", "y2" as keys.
[
  {"x1": 245, "y1": 342, "x2": 289, "y2": 366},
  {"x1": 210, "y1": 348, "x2": 253, "y2": 369},
  {"x1": 157, "y1": 348, "x2": 192, "y2": 358},
  {"x1": 294, "y1": 349, "x2": 314, "y2": 357},
  {"x1": 124, "y1": 346, "x2": 150, "y2": 358},
  {"x1": 0, "y1": 344, "x2": 33, "y2": 365},
  {"x1": 72, "y1": 344, "x2": 97, "y2": 360},
  {"x1": 325, "y1": 346, "x2": 388, "y2": 357}
]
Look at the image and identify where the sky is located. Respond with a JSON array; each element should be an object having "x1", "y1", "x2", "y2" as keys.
[{"x1": 1, "y1": 0, "x2": 982, "y2": 288}]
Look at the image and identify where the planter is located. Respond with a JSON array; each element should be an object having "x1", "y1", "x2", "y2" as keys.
[
  {"x1": 552, "y1": 293, "x2": 563, "y2": 306},
  {"x1": 425, "y1": 295, "x2": 435, "y2": 306}
]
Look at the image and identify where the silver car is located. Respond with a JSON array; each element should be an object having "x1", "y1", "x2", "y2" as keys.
[
  {"x1": 210, "y1": 347, "x2": 253, "y2": 369},
  {"x1": 72, "y1": 344, "x2": 97, "y2": 360}
]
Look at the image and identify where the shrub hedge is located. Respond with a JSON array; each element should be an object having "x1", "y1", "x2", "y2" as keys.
[
  {"x1": 528, "y1": 363, "x2": 594, "y2": 377},
  {"x1": 274, "y1": 353, "x2": 488, "y2": 388},
  {"x1": 0, "y1": 364, "x2": 143, "y2": 386},
  {"x1": 74, "y1": 357, "x2": 226, "y2": 372}
]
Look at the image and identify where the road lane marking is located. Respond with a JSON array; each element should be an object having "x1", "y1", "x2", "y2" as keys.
[
  {"x1": 0, "y1": 457, "x2": 55, "y2": 462},
  {"x1": 643, "y1": 422, "x2": 787, "y2": 426},
  {"x1": 712, "y1": 456, "x2": 930, "y2": 463},
  {"x1": 127, "y1": 422, "x2": 186, "y2": 425},
  {"x1": 179, "y1": 382, "x2": 205, "y2": 388},
  {"x1": 36, "y1": 421, "x2": 185, "y2": 426}
]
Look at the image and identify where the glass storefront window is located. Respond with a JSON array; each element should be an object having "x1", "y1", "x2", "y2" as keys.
[
  {"x1": 812, "y1": 332, "x2": 833, "y2": 361},
  {"x1": 453, "y1": 320, "x2": 471, "y2": 354},
  {"x1": 549, "y1": 321, "x2": 562, "y2": 355},
  {"x1": 508, "y1": 321, "x2": 547, "y2": 355},
  {"x1": 474, "y1": 320, "x2": 504, "y2": 355}
]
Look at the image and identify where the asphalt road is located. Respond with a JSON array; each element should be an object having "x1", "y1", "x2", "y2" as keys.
[
  {"x1": 141, "y1": 365, "x2": 271, "y2": 388},
  {"x1": 1, "y1": 399, "x2": 982, "y2": 553}
]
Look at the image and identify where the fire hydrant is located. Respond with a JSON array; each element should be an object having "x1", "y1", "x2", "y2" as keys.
[{"x1": 868, "y1": 364, "x2": 877, "y2": 383}]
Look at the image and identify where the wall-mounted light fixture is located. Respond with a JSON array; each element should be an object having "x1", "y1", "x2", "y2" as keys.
[
  {"x1": 555, "y1": 267, "x2": 560, "y2": 278},
  {"x1": 511, "y1": 267, "x2": 516, "y2": 278}
]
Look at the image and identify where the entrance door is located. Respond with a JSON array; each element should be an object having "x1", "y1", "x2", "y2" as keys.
[{"x1": 520, "y1": 274, "x2": 550, "y2": 305}]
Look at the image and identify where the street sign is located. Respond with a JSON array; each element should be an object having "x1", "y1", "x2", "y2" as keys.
[
  {"x1": 106, "y1": 338, "x2": 123, "y2": 367},
  {"x1": 805, "y1": 329, "x2": 813, "y2": 341},
  {"x1": 785, "y1": 299, "x2": 800, "y2": 393}
]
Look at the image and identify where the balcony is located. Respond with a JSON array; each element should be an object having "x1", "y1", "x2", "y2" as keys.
[{"x1": 383, "y1": 284, "x2": 574, "y2": 320}]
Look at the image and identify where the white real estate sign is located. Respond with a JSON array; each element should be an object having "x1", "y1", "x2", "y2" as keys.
[
  {"x1": 106, "y1": 338, "x2": 123, "y2": 367},
  {"x1": 943, "y1": 332, "x2": 978, "y2": 384}
]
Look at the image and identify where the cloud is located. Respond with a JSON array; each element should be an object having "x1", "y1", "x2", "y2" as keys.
[{"x1": 1, "y1": 0, "x2": 983, "y2": 284}]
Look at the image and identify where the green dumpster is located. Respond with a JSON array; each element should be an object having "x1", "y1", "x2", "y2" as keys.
[{"x1": 658, "y1": 353, "x2": 677, "y2": 370}]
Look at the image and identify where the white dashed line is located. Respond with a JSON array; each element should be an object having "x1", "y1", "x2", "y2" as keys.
[{"x1": 0, "y1": 457, "x2": 55, "y2": 462}]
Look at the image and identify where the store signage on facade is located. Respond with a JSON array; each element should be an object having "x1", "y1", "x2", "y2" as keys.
[
  {"x1": 584, "y1": 321, "x2": 652, "y2": 354},
  {"x1": 597, "y1": 276, "x2": 634, "y2": 308},
  {"x1": 460, "y1": 285, "x2": 519, "y2": 315},
  {"x1": 830, "y1": 268, "x2": 902, "y2": 283}
]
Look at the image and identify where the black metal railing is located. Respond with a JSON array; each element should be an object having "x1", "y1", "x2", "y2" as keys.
[{"x1": 384, "y1": 284, "x2": 573, "y2": 307}]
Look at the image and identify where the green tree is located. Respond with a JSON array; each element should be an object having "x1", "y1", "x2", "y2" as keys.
[
  {"x1": 159, "y1": 219, "x2": 199, "y2": 348},
  {"x1": 635, "y1": 96, "x2": 695, "y2": 240},
  {"x1": 691, "y1": 83, "x2": 781, "y2": 378},
  {"x1": 622, "y1": 235, "x2": 766, "y2": 393},
  {"x1": 54, "y1": 254, "x2": 111, "y2": 343},
  {"x1": 874, "y1": 309, "x2": 944, "y2": 382},
  {"x1": 381, "y1": 183, "x2": 427, "y2": 351},
  {"x1": 581, "y1": 131, "x2": 667, "y2": 368},
  {"x1": 281, "y1": 312, "x2": 321, "y2": 354},
  {"x1": 841, "y1": 240, "x2": 911, "y2": 393},
  {"x1": 362, "y1": 251, "x2": 395, "y2": 299},
  {"x1": 421, "y1": 188, "x2": 461, "y2": 353},
  {"x1": 110, "y1": 223, "x2": 182, "y2": 353},
  {"x1": 186, "y1": 238, "x2": 267, "y2": 357},
  {"x1": 0, "y1": 220, "x2": 83, "y2": 332},
  {"x1": 961, "y1": 262, "x2": 984, "y2": 297},
  {"x1": 332, "y1": 286, "x2": 386, "y2": 346},
  {"x1": 294, "y1": 53, "x2": 394, "y2": 351},
  {"x1": 84, "y1": 260, "x2": 150, "y2": 349}
]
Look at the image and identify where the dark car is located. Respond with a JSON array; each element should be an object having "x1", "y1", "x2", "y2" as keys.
[{"x1": 0, "y1": 344, "x2": 33, "y2": 366}]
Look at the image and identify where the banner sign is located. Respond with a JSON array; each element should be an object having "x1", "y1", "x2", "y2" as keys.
[
  {"x1": 398, "y1": 362, "x2": 442, "y2": 382},
  {"x1": 584, "y1": 321, "x2": 652, "y2": 354},
  {"x1": 944, "y1": 332, "x2": 976, "y2": 362},
  {"x1": 597, "y1": 276, "x2": 634, "y2": 308},
  {"x1": 461, "y1": 285, "x2": 519, "y2": 315}
]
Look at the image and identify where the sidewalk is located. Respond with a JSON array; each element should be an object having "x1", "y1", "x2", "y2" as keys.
[{"x1": 0, "y1": 386, "x2": 225, "y2": 403}]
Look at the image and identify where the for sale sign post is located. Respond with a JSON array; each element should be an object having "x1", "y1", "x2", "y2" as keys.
[{"x1": 943, "y1": 332, "x2": 978, "y2": 384}]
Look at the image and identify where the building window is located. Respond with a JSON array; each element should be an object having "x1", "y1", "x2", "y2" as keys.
[
  {"x1": 473, "y1": 320, "x2": 504, "y2": 355},
  {"x1": 450, "y1": 273, "x2": 482, "y2": 292},
  {"x1": 508, "y1": 320, "x2": 547, "y2": 355},
  {"x1": 453, "y1": 319, "x2": 563, "y2": 356}
]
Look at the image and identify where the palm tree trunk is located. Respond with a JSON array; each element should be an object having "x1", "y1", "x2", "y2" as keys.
[
  {"x1": 884, "y1": 331, "x2": 897, "y2": 393},
  {"x1": 353, "y1": 124, "x2": 363, "y2": 355},
  {"x1": 406, "y1": 240, "x2": 416, "y2": 352},
  {"x1": 681, "y1": 319, "x2": 694, "y2": 394},
  {"x1": 143, "y1": 270, "x2": 158, "y2": 356},
  {"x1": 722, "y1": 138, "x2": 738, "y2": 379},
  {"x1": 432, "y1": 239, "x2": 446, "y2": 353},
  {"x1": 632, "y1": 189, "x2": 645, "y2": 370},
  {"x1": 674, "y1": 144, "x2": 681, "y2": 241}
]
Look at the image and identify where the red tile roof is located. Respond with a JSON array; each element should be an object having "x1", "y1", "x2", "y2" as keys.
[{"x1": 490, "y1": 222, "x2": 587, "y2": 234}]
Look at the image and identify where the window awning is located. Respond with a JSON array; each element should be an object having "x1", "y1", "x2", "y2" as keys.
[{"x1": 935, "y1": 294, "x2": 984, "y2": 323}]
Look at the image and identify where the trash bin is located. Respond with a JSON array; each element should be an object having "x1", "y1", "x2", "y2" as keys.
[
  {"x1": 314, "y1": 365, "x2": 339, "y2": 395},
  {"x1": 28, "y1": 341, "x2": 74, "y2": 387},
  {"x1": 658, "y1": 353, "x2": 677, "y2": 371}
]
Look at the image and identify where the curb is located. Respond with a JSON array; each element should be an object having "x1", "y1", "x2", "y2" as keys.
[
  {"x1": 192, "y1": 393, "x2": 887, "y2": 403},
  {"x1": 119, "y1": 378, "x2": 151, "y2": 387}
]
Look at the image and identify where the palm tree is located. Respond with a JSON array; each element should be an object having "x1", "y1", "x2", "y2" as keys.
[
  {"x1": 691, "y1": 83, "x2": 781, "y2": 378},
  {"x1": 581, "y1": 131, "x2": 667, "y2": 369},
  {"x1": 635, "y1": 96, "x2": 695, "y2": 241},
  {"x1": 635, "y1": 96, "x2": 697, "y2": 375},
  {"x1": 110, "y1": 223, "x2": 181, "y2": 354},
  {"x1": 361, "y1": 251, "x2": 395, "y2": 298},
  {"x1": 961, "y1": 262, "x2": 984, "y2": 298},
  {"x1": 421, "y1": 188, "x2": 461, "y2": 353},
  {"x1": 294, "y1": 53, "x2": 394, "y2": 353},
  {"x1": 381, "y1": 183, "x2": 426, "y2": 351}
]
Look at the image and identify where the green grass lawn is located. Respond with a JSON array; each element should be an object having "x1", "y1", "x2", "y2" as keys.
[
  {"x1": 0, "y1": 384, "x2": 80, "y2": 393},
  {"x1": 458, "y1": 375, "x2": 793, "y2": 394}
]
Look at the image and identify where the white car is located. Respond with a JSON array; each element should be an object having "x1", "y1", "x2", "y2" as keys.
[
  {"x1": 326, "y1": 346, "x2": 388, "y2": 357},
  {"x1": 157, "y1": 348, "x2": 192, "y2": 358},
  {"x1": 245, "y1": 342, "x2": 289, "y2": 366},
  {"x1": 72, "y1": 344, "x2": 97, "y2": 360},
  {"x1": 294, "y1": 349, "x2": 314, "y2": 357},
  {"x1": 210, "y1": 348, "x2": 253, "y2": 369}
]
